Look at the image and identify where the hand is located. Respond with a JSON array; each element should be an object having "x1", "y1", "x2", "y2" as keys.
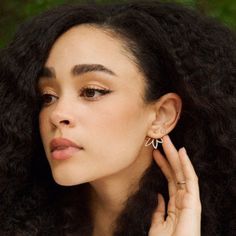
[{"x1": 148, "y1": 135, "x2": 201, "y2": 236}]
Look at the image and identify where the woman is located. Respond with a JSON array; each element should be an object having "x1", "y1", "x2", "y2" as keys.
[{"x1": 0, "y1": 1, "x2": 235, "y2": 236}]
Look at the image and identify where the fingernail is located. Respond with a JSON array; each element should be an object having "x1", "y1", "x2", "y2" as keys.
[{"x1": 182, "y1": 147, "x2": 187, "y2": 154}]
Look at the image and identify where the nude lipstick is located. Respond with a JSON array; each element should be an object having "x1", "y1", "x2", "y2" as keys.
[{"x1": 50, "y1": 138, "x2": 82, "y2": 160}]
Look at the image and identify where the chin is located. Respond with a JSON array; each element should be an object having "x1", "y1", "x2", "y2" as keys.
[
  {"x1": 53, "y1": 177, "x2": 77, "y2": 186},
  {"x1": 51, "y1": 168, "x2": 100, "y2": 186},
  {"x1": 51, "y1": 171, "x2": 84, "y2": 186}
]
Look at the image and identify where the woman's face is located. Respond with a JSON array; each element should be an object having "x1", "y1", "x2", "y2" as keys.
[{"x1": 38, "y1": 25, "x2": 153, "y2": 186}]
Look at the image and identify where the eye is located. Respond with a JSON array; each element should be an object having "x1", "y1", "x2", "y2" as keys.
[
  {"x1": 40, "y1": 93, "x2": 58, "y2": 106},
  {"x1": 80, "y1": 87, "x2": 111, "y2": 100}
]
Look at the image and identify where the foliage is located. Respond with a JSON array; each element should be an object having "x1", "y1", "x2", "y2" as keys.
[{"x1": 0, "y1": 0, "x2": 235, "y2": 48}]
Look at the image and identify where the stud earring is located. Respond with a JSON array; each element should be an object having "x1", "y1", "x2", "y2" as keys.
[{"x1": 145, "y1": 137, "x2": 163, "y2": 149}]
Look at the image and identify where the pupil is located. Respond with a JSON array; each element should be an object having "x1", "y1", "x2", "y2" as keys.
[
  {"x1": 86, "y1": 89, "x2": 95, "y2": 97},
  {"x1": 43, "y1": 94, "x2": 52, "y2": 103}
]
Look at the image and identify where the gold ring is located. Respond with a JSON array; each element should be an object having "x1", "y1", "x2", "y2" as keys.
[{"x1": 177, "y1": 181, "x2": 186, "y2": 185}]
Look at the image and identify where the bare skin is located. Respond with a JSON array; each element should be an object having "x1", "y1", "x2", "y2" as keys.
[
  {"x1": 91, "y1": 135, "x2": 201, "y2": 236},
  {"x1": 149, "y1": 135, "x2": 201, "y2": 236},
  {"x1": 38, "y1": 25, "x2": 201, "y2": 236}
]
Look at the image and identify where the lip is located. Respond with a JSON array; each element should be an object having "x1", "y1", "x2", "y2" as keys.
[{"x1": 50, "y1": 138, "x2": 83, "y2": 160}]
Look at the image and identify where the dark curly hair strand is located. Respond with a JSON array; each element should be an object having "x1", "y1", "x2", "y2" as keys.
[{"x1": 0, "y1": 1, "x2": 235, "y2": 236}]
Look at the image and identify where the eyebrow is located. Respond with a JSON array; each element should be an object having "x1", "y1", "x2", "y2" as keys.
[
  {"x1": 39, "y1": 64, "x2": 117, "y2": 80},
  {"x1": 72, "y1": 64, "x2": 117, "y2": 77}
]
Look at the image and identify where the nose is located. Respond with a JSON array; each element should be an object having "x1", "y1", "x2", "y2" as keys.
[{"x1": 50, "y1": 101, "x2": 76, "y2": 128}]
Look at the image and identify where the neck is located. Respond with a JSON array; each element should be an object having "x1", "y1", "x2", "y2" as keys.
[{"x1": 89, "y1": 146, "x2": 153, "y2": 236}]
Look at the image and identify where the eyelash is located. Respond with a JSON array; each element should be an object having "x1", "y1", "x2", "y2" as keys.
[
  {"x1": 40, "y1": 86, "x2": 112, "y2": 106},
  {"x1": 80, "y1": 87, "x2": 111, "y2": 100}
]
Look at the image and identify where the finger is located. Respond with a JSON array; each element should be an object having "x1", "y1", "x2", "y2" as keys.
[
  {"x1": 179, "y1": 147, "x2": 200, "y2": 197},
  {"x1": 162, "y1": 135, "x2": 185, "y2": 184},
  {"x1": 166, "y1": 196, "x2": 177, "y2": 224},
  {"x1": 153, "y1": 149, "x2": 177, "y2": 196},
  {"x1": 151, "y1": 194, "x2": 166, "y2": 225}
]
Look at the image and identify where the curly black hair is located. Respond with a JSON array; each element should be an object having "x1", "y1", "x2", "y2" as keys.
[{"x1": 0, "y1": 1, "x2": 235, "y2": 235}]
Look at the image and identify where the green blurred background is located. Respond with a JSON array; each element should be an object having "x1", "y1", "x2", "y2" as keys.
[{"x1": 0, "y1": 0, "x2": 236, "y2": 48}]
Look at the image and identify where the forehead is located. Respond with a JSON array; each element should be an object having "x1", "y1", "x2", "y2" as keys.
[
  {"x1": 44, "y1": 24, "x2": 136, "y2": 71},
  {"x1": 39, "y1": 24, "x2": 145, "y2": 85}
]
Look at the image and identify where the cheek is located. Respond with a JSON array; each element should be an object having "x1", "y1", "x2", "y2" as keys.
[
  {"x1": 39, "y1": 111, "x2": 46, "y2": 133},
  {"x1": 85, "y1": 98, "x2": 148, "y2": 164},
  {"x1": 38, "y1": 110, "x2": 50, "y2": 146}
]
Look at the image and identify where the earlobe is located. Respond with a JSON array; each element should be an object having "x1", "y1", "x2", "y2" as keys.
[{"x1": 147, "y1": 124, "x2": 166, "y2": 139}]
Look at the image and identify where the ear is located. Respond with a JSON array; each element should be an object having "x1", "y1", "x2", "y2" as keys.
[{"x1": 147, "y1": 93, "x2": 182, "y2": 138}]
